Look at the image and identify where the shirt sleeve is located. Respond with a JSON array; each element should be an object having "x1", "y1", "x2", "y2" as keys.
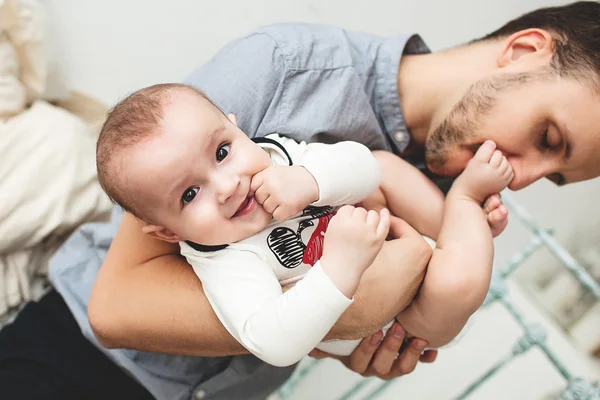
[
  {"x1": 264, "y1": 134, "x2": 381, "y2": 207},
  {"x1": 181, "y1": 243, "x2": 352, "y2": 367},
  {"x1": 183, "y1": 32, "x2": 285, "y2": 137}
]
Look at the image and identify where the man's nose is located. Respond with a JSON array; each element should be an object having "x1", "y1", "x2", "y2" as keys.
[{"x1": 509, "y1": 160, "x2": 555, "y2": 190}]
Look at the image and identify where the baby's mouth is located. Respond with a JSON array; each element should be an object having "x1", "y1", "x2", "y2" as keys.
[{"x1": 233, "y1": 196, "x2": 255, "y2": 218}]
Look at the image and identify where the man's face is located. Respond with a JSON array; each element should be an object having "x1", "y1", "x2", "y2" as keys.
[{"x1": 425, "y1": 71, "x2": 600, "y2": 190}]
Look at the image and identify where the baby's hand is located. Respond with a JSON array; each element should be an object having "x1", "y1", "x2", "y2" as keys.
[
  {"x1": 321, "y1": 206, "x2": 390, "y2": 281},
  {"x1": 452, "y1": 141, "x2": 514, "y2": 204},
  {"x1": 251, "y1": 165, "x2": 319, "y2": 221}
]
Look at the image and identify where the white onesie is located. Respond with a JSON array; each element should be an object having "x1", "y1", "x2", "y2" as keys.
[{"x1": 180, "y1": 134, "x2": 384, "y2": 367}]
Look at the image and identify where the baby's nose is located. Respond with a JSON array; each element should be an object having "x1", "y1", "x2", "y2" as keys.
[{"x1": 216, "y1": 175, "x2": 241, "y2": 203}]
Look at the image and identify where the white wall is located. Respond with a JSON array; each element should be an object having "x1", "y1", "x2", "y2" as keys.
[
  {"x1": 44, "y1": 0, "x2": 567, "y2": 105},
  {"x1": 42, "y1": 0, "x2": 600, "y2": 397}
]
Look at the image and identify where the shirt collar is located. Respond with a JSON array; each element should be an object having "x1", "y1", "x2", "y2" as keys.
[{"x1": 374, "y1": 34, "x2": 430, "y2": 153}]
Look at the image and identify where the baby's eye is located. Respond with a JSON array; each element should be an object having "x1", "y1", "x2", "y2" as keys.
[
  {"x1": 216, "y1": 144, "x2": 230, "y2": 162},
  {"x1": 181, "y1": 187, "x2": 199, "y2": 205}
]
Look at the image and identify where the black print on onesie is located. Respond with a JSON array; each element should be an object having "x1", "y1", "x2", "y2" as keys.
[{"x1": 266, "y1": 206, "x2": 336, "y2": 269}]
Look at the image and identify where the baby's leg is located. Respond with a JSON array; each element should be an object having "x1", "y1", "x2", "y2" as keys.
[
  {"x1": 396, "y1": 141, "x2": 513, "y2": 348},
  {"x1": 368, "y1": 150, "x2": 445, "y2": 240},
  {"x1": 364, "y1": 150, "x2": 508, "y2": 239}
]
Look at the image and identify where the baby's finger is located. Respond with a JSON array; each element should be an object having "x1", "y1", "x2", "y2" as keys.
[
  {"x1": 272, "y1": 205, "x2": 289, "y2": 221},
  {"x1": 250, "y1": 171, "x2": 264, "y2": 193},
  {"x1": 376, "y1": 208, "x2": 391, "y2": 239},
  {"x1": 366, "y1": 209, "x2": 380, "y2": 227},
  {"x1": 262, "y1": 196, "x2": 278, "y2": 214},
  {"x1": 253, "y1": 185, "x2": 269, "y2": 205},
  {"x1": 336, "y1": 205, "x2": 355, "y2": 218},
  {"x1": 352, "y1": 206, "x2": 368, "y2": 221}
]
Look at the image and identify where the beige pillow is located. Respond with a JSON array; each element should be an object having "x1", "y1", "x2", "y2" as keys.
[{"x1": 0, "y1": 100, "x2": 112, "y2": 253}]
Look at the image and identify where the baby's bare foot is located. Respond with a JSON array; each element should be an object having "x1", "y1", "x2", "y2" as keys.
[
  {"x1": 484, "y1": 193, "x2": 508, "y2": 237},
  {"x1": 452, "y1": 141, "x2": 514, "y2": 203}
]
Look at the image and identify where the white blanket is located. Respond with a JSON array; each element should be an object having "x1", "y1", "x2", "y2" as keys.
[{"x1": 0, "y1": 0, "x2": 112, "y2": 315}]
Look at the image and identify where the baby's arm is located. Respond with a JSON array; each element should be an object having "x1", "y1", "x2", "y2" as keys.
[
  {"x1": 370, "y1": 150, "x2": 445, "y2": 240},
  {"x1": 252, "y1": 135, "x2": 381, "y2": 221},
  {"x1": 184, "y1": 247, "x2": 351, "y2": 367},
  {"x1": 396, "y1": 141, "x2": 513, "y2": 348}
]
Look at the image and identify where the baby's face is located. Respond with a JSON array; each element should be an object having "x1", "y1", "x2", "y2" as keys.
[{"x1": 123, "y1": 92, "x2": 273, "y2": 244}]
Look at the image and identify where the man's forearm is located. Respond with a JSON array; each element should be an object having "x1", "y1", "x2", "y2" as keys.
[
  {"x1": 323, "y1": 233, "x2": 431, "y2": 340},
  {"x1": 89, "y1": 254, "x2": 248, "y2": 357}
]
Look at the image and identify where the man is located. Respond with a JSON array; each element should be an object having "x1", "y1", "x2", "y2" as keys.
[{"x1": 1, "y1": 2, "x2": 599, "y2": 400}]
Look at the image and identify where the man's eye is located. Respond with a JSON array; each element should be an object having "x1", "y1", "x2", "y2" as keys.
[
  {"x1": 216, "y1": 144, "x2": 230, "y2": 162},
  {"x1": 540, "y1": 129, "x2": 561, "y2": 150},
  {"x1": 181, "y1": 187, "x2": 199, "y2": 205},
  {"x1": 541, "y1": 130, "x2": 551, "y2": 148}
]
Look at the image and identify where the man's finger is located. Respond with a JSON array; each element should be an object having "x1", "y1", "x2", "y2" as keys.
[
  {"x1": 388, "y1": 216, "x2": 420, "y2": 240},
  {"x1": 345, "y1": 332, "x2": 382, "y2": 374},
  {"x1": 390, "y1": 337, "x2": 428, "y2": 376},
  {"x1": 419, "y1": 349, "x2": 438, "y2": 363},
  {"x1": 308, "y1": 349, "x2": 336, "y2": 360},
  {"x1": 366, "y1": 324, "x2": 405, "y2": 377}
]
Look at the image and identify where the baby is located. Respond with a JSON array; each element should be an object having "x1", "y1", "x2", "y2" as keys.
[{"x1": 96, "y1": 83, "x2": 513, "y2": 367}]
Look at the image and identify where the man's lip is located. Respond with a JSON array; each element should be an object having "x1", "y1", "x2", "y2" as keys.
[{"x1": 233, "y1": 196, "x2": 255, "y2": 217}]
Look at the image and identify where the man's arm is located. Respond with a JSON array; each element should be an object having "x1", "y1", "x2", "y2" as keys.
[
  {"x1": 88, "y1": 212, "x2": 246, "y2": 355},
  {"x1": 88, "y1": 212, "x2": 432, "y2": 355}
]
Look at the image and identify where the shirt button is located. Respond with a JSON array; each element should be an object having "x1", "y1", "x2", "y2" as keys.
[
  {"x1": 194, "y1": 389, "x2": 207, "y2": 399},
  {"x1": 394, "y1": 132, "x2": 404, "y2": 142}
]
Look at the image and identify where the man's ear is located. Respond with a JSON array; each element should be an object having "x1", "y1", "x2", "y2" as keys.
[
  {"x1": 227, "y1": 113, "x2": 238, "y2": 126},
  {"x1": 141, "y1": 224, "x2": 181, "y2": 243},
  {"x1": 497, "y1": 28, "x2": 554, "y2": 67}
]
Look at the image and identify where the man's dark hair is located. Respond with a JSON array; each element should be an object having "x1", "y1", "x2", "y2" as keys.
[{"x1": 476, "y1": 1, "x2": 600, "y2": 85}]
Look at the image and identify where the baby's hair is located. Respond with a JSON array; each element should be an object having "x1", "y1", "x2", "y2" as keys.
[{"x1": 96, "y1": 83, "x2": 213, "y2": 222}]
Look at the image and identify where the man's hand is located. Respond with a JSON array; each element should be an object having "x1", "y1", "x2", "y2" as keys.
[
  {"x1": 251, "y1": 165, "x2": 319, "y2": 221},
  {"x1": 309, "y1": 322, "x2": 438, "y2": 379}
]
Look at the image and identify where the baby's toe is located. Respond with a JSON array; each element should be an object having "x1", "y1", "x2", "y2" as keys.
[{"x1": 488, "y1": 206, "x2": 509, "y2": 237}]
